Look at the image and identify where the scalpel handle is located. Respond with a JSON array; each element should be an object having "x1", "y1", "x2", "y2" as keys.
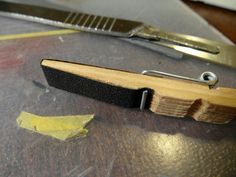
[
  {"x1": 131, "y1": 25, "x2": 236, "y2": 68},
  {"x1": 133, "y1": 25, "x2": 219, "y2": 54}
]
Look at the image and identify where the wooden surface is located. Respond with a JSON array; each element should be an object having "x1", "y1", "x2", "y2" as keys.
[
  {"x1": 1, "y1": 1, "x2": 236, "y2": 177},
  {"x1": 183, "y1": 0, "x2": 236, "y2": 44},
  {"x1": 42, "y1": 59, "x2": 236, "y2": 124}
]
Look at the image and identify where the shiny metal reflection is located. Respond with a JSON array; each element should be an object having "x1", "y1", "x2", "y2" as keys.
[{"x1": 0, "y1": 1, "x2": 236, "y2": 68}]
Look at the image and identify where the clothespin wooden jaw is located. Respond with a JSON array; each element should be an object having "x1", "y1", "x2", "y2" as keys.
[{"x1": 41, "y1": 59, "x2": 236, "y2": 124}]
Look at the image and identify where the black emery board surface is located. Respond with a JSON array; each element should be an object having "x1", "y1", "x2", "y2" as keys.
[{"x1": 41, "y1": 63, "x2": 152, "y2": 108}]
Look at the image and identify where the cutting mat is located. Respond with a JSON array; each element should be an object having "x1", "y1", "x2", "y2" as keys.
[{"x1": 1, "y1": 0, "x2": 236, "y2": 177}]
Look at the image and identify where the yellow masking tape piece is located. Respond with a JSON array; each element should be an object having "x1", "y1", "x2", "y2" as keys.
[
  {"x1": 0, "y1": 29, "x2": 79, "y2": 41},
  {"x1": 17, "y1": 111, "x2": 94, "y2": 140}
]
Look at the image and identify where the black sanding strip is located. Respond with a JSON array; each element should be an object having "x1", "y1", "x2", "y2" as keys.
[{"x1": 41, "y1": 65, "x2": 152, "y2": 108}]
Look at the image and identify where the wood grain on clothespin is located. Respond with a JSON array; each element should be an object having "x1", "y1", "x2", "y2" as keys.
[{"x1": 41, "y1": 59, "x2": 236, "y2": 124}]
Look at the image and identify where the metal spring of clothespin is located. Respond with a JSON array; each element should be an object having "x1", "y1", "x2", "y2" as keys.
[{"x1": 139, "y1": 70, "x2": 218, "y2": 110}]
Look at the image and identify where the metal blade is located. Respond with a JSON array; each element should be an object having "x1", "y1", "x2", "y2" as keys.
[
  {"x1": 0, "y1": 1, "x2": 143, "y2": 37},
  {"x1": 1, "y1": 1, "x2": 236, "y2": 69}
]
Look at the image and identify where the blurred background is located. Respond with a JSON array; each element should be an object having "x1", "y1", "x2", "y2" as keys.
[{"x1": 183, "y1": 0, "x2": 236, "y2": 43}]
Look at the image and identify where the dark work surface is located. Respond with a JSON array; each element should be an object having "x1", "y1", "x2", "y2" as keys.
[
  {"x1": 1, "y1": 1, "x2": 236, "y2": 177},
  {"x1": 1, "y1": 33, "x2": 236, "y2": 177}
]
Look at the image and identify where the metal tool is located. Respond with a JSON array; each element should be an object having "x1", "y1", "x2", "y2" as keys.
[
  {"x1": 139, "y1": 70, "x2": 218, "y2": 110},
  {"x1": 0, "y1": 1, "x2": 236, "y2": 68},
  {"x1": 141, "y1": 70, "x2": 218, "y2": 87}
]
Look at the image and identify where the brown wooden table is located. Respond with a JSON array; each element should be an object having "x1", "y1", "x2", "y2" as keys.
[{"x1": 183, "y1": 0, "x2": 236, "y2": 44}]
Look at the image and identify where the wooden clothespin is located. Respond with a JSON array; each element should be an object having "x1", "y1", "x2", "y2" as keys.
[{"x1": 41, "y1": 59, "x2": 236, "y2": 124}]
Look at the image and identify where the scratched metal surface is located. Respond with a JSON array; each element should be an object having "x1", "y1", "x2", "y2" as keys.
[{"x1": 0, "y1": 0, "x2": 236, "y2": 177}]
